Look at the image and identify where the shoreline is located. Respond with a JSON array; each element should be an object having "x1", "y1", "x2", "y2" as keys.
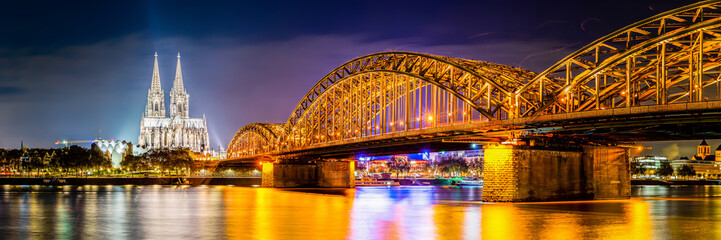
[
  {"x1": 0, "y1": 177, "x2": 717, "y2": 187},
  {"x1": 0, "y1": 177, "x2": 261, "y2": 186},
  {"x1": 631, "y1": 179, "x2": 720, "y2": 185}
]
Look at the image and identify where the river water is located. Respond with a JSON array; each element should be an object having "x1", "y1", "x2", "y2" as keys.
[{"x1": 0, "y1": 185, "x2": 719, "y2": 239}]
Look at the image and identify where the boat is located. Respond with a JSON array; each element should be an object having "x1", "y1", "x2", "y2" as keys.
[
  {"x1": 456, "y1": 180, "x2": 483, "y2": 186},
  {"x1": 356, "y1": 178, "x2": 400, "y2": 186}
]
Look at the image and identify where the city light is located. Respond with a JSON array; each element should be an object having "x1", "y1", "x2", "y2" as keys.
[{"x1": 1, "y1": 1, "x2": 719, "y2": 238}]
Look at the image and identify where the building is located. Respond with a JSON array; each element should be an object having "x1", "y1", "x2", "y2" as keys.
[
  {"x1": 138, "y1": 53, "x2": 210, "y2": 152},
  {"x1": 669, "y1": 139, "x2": 721, "y2": 178},
  {"x1": 93, "y1": 140, "x2": 132, "y2": 168},
  {"x1": 631, "y1": 156, "x2": 668, "y2": 177},
  {"x1": 692, "y1": 139, "x2": 716, "y2": 161}
]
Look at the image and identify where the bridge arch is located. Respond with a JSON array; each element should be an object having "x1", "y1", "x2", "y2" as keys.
[
  {"x1": 227, "y1": 123, "x2": 285, "y2": 158},
  {"x1": 282, "y1": 52, "x2": 537, "y2": 148},
  {"x1": 226, "y1": 1, "x2": 721, "y2": 157},
  {"x1": 517, "y1": 0, "x2": 721, "y2": 116}
]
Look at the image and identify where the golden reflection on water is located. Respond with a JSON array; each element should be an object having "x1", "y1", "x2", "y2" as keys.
[
  {"x1": 538, "y1": 212, "x2": 581, "y2": 240},
  {"x1": 218, "y1": 186, "x2": 721, "y2": 239},
  {"x1": 626, "y1": 200, "x2": 652, "y2": 240},
  {"x1": 224, "y1": 187, "x2": 354, "y2": 240},
  {"x1": 3, "y1": 185, "x2": 721, "y2": 239},
  {"x1": 480, "y1": 204, "x2": 518, "y2": 240}
]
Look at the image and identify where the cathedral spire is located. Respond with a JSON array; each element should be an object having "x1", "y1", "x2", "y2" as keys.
[
  {"x1": 151, "y1": 52, "x2": 162, "y2": 92},
  {"x1": 170, "y1": 52, "x2": 189, "y2": 118},
  {"x1": 145, "y1": 52, "x2": 166, "y2": 118},
  {"x1": 173, "y1": 52, "x2": 184, "y2": 91}
]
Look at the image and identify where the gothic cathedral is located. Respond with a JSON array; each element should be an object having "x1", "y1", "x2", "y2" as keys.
[{"x1": 138, "y1": 53, "x2": 210, "y2": 152}]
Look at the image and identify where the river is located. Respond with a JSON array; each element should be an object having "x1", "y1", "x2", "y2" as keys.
[{"x1": 0, "y1": 185, "x2": 719, "y2": 239}]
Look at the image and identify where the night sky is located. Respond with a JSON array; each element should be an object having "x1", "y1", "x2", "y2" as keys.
[{"x1": 0, "y1": 0, "x2": 704, "y2": 158}]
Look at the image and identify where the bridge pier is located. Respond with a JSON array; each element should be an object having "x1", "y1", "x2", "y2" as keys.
[
  {"x1": 482, "y1": 143, "x2": 630, "y2": 202},
  {"x1": 261, "y1": 160, "x2": 355, "y2": 188}
]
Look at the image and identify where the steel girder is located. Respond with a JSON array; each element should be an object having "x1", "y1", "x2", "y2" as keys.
[
  {"x1": 517, "y1": 0, "x2": 721, "y2": 117},
  {"x1": 227, "y1": 123, "x2": 285, "y2": 158},
  {"x1": 228, "y1": 1, "x2": 721, "y2": 157},
  {"x1": 282, "y1": 52, "x2": 537, "y2": 149}
]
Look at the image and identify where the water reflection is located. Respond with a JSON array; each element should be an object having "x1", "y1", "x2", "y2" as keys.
[{"x1": 0, "y1": 185, "x2": 720, "y2": 239}]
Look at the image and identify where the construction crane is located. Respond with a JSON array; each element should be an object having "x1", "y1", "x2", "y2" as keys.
[{"x1": 54, "y1": 139, "x2": 100, "y2": 148}]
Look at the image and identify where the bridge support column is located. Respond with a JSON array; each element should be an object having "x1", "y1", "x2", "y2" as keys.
[
  {"x1": 261, "y1": 162, "x2": 274, "y2": 187},
  {"x1": 317, "y1": 160, "x2": 355, "y2": 188},
  {"x1": 260, "y1": 160, "x2": 355, "y2": 188},
  {"x1": 482, "y1": 144, "x2": 630, "y2": 202}
]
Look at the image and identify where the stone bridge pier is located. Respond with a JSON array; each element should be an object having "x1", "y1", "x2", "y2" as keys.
[
  {"x1": 261, "y1": 159, "x2": 355, "y2": 188},
  {"x1": 482, "y1": 142, "x2": 630, "y2": 202}
]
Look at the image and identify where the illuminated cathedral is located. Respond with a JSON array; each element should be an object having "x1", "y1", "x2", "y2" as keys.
[{"x1": 138, "y1": 53, "x2": 210, "y2": 152}]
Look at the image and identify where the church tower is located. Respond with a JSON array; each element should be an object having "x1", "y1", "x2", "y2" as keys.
[
  {"x1": 697, "y1": 139, "x2": 710, "y2": 160},
  {"x1": 170, "y1": 53, "x2": 190, "y2": 118},
  {"x1": 145, "y1": 52, "x2": 165, "y2": 118}
]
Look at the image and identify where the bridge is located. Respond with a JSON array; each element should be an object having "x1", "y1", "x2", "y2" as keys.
[{"x1": 224, "y1": 0, "x2": 721, "y2": 201}]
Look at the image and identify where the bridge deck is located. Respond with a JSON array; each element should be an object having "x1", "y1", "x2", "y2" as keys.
[{"x1": 223, "y1": 101, "x2": 721, "y2": 162}]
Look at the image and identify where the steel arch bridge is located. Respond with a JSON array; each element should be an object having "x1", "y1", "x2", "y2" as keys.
[
  {"x1": 227, "y1": 123, "x2": 285, "y2": 158},
  {"x1": 227, "y1": 0, "x2": 721, "y2": 159}
]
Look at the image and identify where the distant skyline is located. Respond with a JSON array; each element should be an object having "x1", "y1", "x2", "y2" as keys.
[{"x1": 0, "y1": 0, "x2": 705, "y2": 158}]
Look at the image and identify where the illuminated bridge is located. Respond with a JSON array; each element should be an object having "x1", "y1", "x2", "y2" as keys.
[{"x1": 225, "y1": 1, "x2": 721, "y2": 201}]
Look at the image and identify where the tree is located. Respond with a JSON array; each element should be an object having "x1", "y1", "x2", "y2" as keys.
[
  {"x1": 677, "y1": 164, "x2": 696, "y2": 178},
  {"x1": 354, "y1": 161, "x2": 367, "y2": 172},
  {"x1": 467, "y1": 158, "x2": 483, "y2": 176},
  {"x1": 168, "y1": 148, "x2": 194, "y2": 175},
  {"x1": 121, "y1": 154, "x2": 150, "y2": 172},
  {"x1": 656, "y1": 162, "x2": 674, "y2": 177},
  {"x1": 26, "y1": 153, "x2": 45, "y2": 176},
  {"x1": 386, "y1": 156, "x2": 410, "y2": 178},
  {"x1": 64, "y1": 146, "x2": 91, "y2": 175},
  {"x1": 141, "y1": 148, "x2": 194, "y2": 175},
  {"x1": 436, "y1": 155, "x2": 468, "y2": 177},
  {"x1": 89, "y1": 146, "x2": 111, "y2": 171},
  {"x1": 145, "y1": 148, "x2": 170, "y2": 172}
]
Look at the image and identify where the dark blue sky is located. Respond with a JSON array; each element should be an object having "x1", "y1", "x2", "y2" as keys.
[{"x1": 0, "y1": 0, "x2": 702, "y2": 157}]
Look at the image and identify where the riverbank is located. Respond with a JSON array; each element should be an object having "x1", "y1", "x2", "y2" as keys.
[
  {"x1": 5, "y1": 177, "x2": 712, "y2": 187},
  {"x1": 631, "y1": 179, "x2": 720, "y2": 185},
  {"x1": 0, "y1": 177, "x2": 261, "y2": 186}
]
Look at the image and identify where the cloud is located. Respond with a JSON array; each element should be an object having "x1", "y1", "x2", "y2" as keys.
[{"x1": 662, "y1": 144, "x2": 680, "y2": 160}]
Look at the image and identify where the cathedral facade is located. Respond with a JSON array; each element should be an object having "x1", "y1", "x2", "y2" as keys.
[{"x1": 138, "y1": 53, "x2": 210, "y2": 152}]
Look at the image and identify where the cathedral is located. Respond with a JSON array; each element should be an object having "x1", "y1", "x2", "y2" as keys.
[{"x1": 138, "y1": 53, "x2": 210, "y2": 152}]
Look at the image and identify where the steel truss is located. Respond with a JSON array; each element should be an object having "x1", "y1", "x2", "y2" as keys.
[
  {"x1": 228, "y1": 0, "x2": 721, "y2": 158},
  {"x1": 227, "y1": 123, "x2": 284, "y2": 158},
  {"x1": 518, "y1": 0, "x2": 721, "y2": 116}
]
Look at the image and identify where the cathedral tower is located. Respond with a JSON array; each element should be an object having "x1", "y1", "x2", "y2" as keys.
[
  {"x1": 145, "y1": 52, "x2": 166, "y2": 117},
  {"x1": 170, "y1": 53, "x2": 190, "y2": 118},
  {"x1": 139, "y1": 52, "x2": 209, "y2": 152}
]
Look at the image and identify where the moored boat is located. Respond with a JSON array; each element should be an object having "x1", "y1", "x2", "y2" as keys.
[
  {"x1": 356, "y1": 178, "x2": 400, "y2": 186},
  {"x1": 456, "y1": 180, "x2": 483, "y2": 186}
]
